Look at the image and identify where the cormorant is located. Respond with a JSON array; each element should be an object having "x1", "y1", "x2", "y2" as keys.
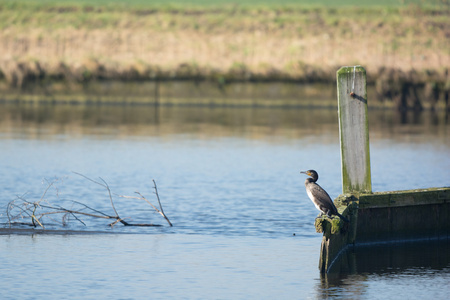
[{"x1": 300, "y1": 170, "x2": 349, "y2": 222}]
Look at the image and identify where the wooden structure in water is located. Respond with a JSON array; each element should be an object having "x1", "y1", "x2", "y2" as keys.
[{"x1": 317, "y1": 66, "x2": 450, "y2": 273}]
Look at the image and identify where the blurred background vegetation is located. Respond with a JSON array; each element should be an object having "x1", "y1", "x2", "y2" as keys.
[{"x1": 0, "y1": 0, "x2": 449, "y2": 109}]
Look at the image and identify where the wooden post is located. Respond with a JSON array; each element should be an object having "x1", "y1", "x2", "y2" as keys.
[{"x1": 337, "y1": 66, "x2": 372, "y2": 194}]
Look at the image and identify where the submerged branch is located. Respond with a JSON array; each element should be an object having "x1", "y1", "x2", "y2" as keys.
[
  {"x1": 6, "y1": 174, "x2": 172, "y2": 230},
  {"x1": 152, "y1": 179, "x2": 172, "y2": 226},
  {"x1": 118, "y1": 179, "x2": 172, "y2": 227}
]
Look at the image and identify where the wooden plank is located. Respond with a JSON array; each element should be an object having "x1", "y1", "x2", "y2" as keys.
[
  {"x1": 358, "y1": 187, "x2": 450, "y2": 208},
  {"x1": 337, "y1": 66, "x2": 372, "y2": 194}
]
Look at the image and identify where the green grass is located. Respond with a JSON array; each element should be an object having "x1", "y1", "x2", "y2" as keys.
[
  {"x1": 1, "y1": 0, "x2": 447, "y2": 10},
  {"x1": 1, "y1": 0, "x2": 447, "y2": 31}
]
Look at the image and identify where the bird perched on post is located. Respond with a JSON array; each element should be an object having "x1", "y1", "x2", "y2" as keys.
[{"x1": 300, "y1": 170, "x2": 349, "y2": 222}]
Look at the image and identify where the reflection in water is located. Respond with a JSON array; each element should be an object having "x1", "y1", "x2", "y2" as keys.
[
  {"x1": 0, "y1": 103, "x2": 448, "y2": 144},
  {"x1": 317, "y1": 240, "x2": 450, "y2": 299},
  {"x1": 0, "y1": 103, "x2": 338, "y2": 139}
]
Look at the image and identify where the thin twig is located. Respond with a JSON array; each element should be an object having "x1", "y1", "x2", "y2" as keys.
[
  {"x1": 126, "y1": 179, "x2": 173, "y2": 227},
  {"x1": 45, "y1": 206, "x2": 87, "y2": 226},
  {"x1": 118, "y1": 189, "x2": 172, "y2": 227},
  {"x1": 39, "y1": 179, "x2": 55, "y2": 203},
  {"x1": 109, "y1": 218, "x2": 126, "y2": 228},
  {"x1": 153, "y1": 180, "x2": 167, "y2": 217},
  {"x1": 73, "y1": 172, "x2": 131, "y2": 226},
  {"x1": 19, "y1": 200, "x2": 119, "y2": 220},
  {"x1": 153, "y1": 179, "x2": 172, "y2": 226},
  {"x1": 69, "y1": 200, "x2": 110, "y2": 217},
  {"x1": 132, "y1": 193, "x2": 159, "y2": 211},
  {"x1": 99, "y1": 177, "x2": 118, "y2": 217},
  {"x1": 99, "y1": 177, "x2": 130, "y2": 225},
  {"x1": 31, "y1": 214, "x2": 44, "y2": 229},
  {"x1": 72, "y1": 172, "x2": 105, "y2": 187}
]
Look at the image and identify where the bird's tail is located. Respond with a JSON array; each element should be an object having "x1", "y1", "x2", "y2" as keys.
[{"x1": 336, "y1": 212, "x2": 349, "y2": 223}]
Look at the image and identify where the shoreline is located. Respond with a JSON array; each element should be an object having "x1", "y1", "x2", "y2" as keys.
[
  {"x1": 1, "y1": 1, "x2": 449, "y2": 110},
  {"x1": 1, "y1": 79, "x2": 448, "y2": 110}
]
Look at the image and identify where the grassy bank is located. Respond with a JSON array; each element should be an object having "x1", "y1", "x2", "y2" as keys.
[{"x1": 0, "y1": 0, "x2": 449, "y2": 109}]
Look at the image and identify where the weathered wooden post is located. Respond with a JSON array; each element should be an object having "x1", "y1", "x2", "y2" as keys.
[{"x1": 337, "y1": 66, "x2": 372, "y2": 194}]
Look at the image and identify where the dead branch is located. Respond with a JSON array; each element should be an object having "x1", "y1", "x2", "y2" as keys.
[
  {"x1": 152, "y1": 179, "x2": 172, "y2": 226},
  {"x1": 5, "y1": 174, "x2": 172, "y2": 230},
  {"x1": 7, "y1": 195, "x2": 33, "y2": 226},
  {"x1": 98, "y1": 177, "x2": 130, "y2": 226},
  {"x1": 118, "y1": 179, "x2": 172, "y2": 227},
  {"x1": 69, "y1": 200, "x2": 111, "y2": 217},
  {"x1": 71, "y1": 172, "x2": 131, "y2": 226}
]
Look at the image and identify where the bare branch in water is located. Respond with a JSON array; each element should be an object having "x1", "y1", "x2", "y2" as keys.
[
  {"x1": 118, "y1": 179, "x2": 172, "y2": 227},
  {"x1": 5, "y1": 174, "x2": 172, "y2": 229},
  {"x1": 98, "y1": 177, "x2": 130, "y2": 226},
  {"x1": 153, "y1": 179, "x2": 171, "y2": 225}
]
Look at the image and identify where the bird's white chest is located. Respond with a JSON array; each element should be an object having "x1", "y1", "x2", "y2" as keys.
[{"x1": 306, "y1": 188, "x2": 321, "y2": 210}]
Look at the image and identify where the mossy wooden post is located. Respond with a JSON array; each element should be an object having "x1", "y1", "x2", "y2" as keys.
[{"x1": 337, "y1": 66, "x2": 372, "y2": 194}]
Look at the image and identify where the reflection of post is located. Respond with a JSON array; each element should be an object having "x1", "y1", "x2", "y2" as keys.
[
  {"x1": 154, "y1": 79, "x2": 160, "y2": 106},
  {"x1": 337, "y1": 66, "x2": 372, "y2": 194},
  {"x1": 154, "y1": 79, "x2": 160, "y2": 123}
]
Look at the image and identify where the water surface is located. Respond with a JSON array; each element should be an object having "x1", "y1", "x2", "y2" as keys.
[{"x1": 0, "y1": 103, "x2": 449, "y2": 299}]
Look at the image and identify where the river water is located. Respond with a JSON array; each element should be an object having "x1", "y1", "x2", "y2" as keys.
[{"x1": 0, "y1": 103, "x2": 449, "y2": 299}]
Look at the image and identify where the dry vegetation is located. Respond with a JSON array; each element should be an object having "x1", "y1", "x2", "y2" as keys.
[{"x1": 0, "y1": 1, "x2": 449, "y2": 108}]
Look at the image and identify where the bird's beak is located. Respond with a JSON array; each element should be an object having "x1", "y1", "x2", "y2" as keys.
[{"x1": 300, "y1": 171, "x2": 306, "y2": 174}]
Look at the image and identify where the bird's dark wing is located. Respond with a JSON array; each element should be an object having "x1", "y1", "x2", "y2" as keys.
[{"x1": 309, "y1": 183, "x2": 338, "y2": 214}]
